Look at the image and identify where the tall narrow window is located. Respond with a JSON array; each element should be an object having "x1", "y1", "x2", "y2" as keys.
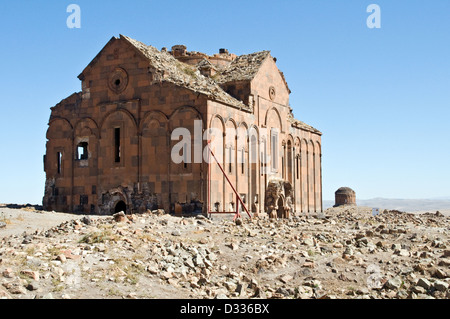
[
  {"x1": 296, "y1": 155, "x2": 300, "y2": 180},
  {"x1": 241, "y1": 149, "x2": 245, "y2": 175},
  {"x1": 228, "y1": 147, "x2": 232, "y2": 174},
  {"x1": 114, "y1": 128, "x2": 121, "y2": 163},
  {"x1": 261, "y1": 139, "x2": 266, "y2": 175},
  {"x1": 250, "y1": 135, "x2": 257, "y2": 164},
  {"x1": 271, "y1": 129, "x2": 278, "y2": 171},
  {"x1": 183, "y1": 143, "x2": 188, "y2": 169},
  {"x1": 57, "y1": 152, "x2": 62, "y2": 174}
]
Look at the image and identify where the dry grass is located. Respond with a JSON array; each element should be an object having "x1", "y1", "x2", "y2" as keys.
[
  {"x1": 79, "y1": 229, "x2": 119, "y2": 244},
  {"x1": 0, "y1": 212, "x2": 11, "y2": 224}
]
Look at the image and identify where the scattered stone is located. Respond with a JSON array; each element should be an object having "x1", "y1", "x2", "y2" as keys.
[
  {"x1": 20, "y1": 270, "x2": 39, "y2": 281},
  {"x1": 0, "y1": 203, "x2": 448, "y2": 299},
  {"x1": 434, "y1": 280, "x2": 449, "y2": 292},
  {"x1": 9, "y1": 285, "x2": 27, "y2": 295},
  {"x1": 81, "y1": 216, "x2": 92, "y2": 225},
  {"x1": 411, "y1": 285, "x2": 426, "y2": 294},
  {"x1": 0, "y1": 222, "x2": 6, "y2": 229},
  {"x1": 113, "y1": 211, "x2": 126, "y2": 223},
  {"x1": 338, "y1": 274, "x2": 350, "y2": 282},
  {"x1": 384, "y1": 277, "x2": 403, "y2": 290},
  {"x1": 57, "y1": 254, "x2": 67, "y2": 263},
  {"x1": 303, "y1": 238, "x2": 314, "y2": 246},
  {"x1": 36, "y1": 293, "x2": 54, "y2": 299},
  {"x1": 276, "y1": 287, "x2": 291, "y2": 297},
  {"x1": 302, "y1": 262, "x2": 315, "y2": 268},
  {"x1": 2, "y1": 268, "x2": 15, "y2": 278},
  {"x1": 279, "y1": 274, "x2": 293, "y2": 284},
  {"x1": 171, "y1": 229, "x2": 181, "y2": 236},
  {"x1": 416, "y1": 278, "x2": 432, "y2": 290},
  {"x1": 26, "y1": 281, "x2": 39, "y2": 291},
  {"x1": 235, "y1": 283, "x2": 247, "y2": 296},
  {"x1": 22, "y1": 236, "x2": 33, "y2": 244},
  {"x1": 434, "y1": 268, "x2": 447, "y2": 279},
  {"x1": 343, "y1": 246, "x2": 353, "y2": 258},
  {"x1": 0, "y1": 286, "x2": 12, "y2": 299}
]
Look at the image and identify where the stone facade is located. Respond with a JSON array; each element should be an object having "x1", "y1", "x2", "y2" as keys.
[
  {"x1": 334, "y1": 187, "x2": 356, "y2": 207},
  {"x1": 43, "y1": 35, "x2": 322, "y2": 216}
]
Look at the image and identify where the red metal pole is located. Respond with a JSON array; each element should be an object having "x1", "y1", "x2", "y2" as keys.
[
  {"x1": 207, "y1": 142, "x2": 251, "y2": 219},
  {"x1": 208, "y1": 140, "x2": 211, "y2": 218}
]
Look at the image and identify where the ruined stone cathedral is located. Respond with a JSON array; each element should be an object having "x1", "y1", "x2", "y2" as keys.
[{"x1": 43, "y1": 35, "x2": 322, "y2": 216}]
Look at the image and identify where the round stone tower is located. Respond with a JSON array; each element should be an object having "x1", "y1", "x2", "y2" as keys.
[{"x1": 334, "y1": 187, "x2": 356, "y2": 207}]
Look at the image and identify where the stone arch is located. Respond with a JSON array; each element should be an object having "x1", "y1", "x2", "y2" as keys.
[
  {"x1": 264, "y1": 106, "x2": 283, "y2": 133},
  {"x1": 141, "y1": 111, "x2": 169, "y2": 177},
  {"x1": 98, "y1": 109, "x2": 139, "y2": 185},
  {"x1": 168, "y1": 105, "x2": 203, "y2": 208},
  {"x1": 47, "y1": 117, "x2": 73, "y2": 140},
  {"x1": 169, "y1": 106, "x2": 202, "y2": 172},
  {"x1": 293, "y1": 136, "x2": 301, "y2": 212},
  {"x1": 45, "y1": 118, "x2": 74, "y2": 179},
  {"x1": 209, "y1": 114, "x2": 225, "y2": 133},
  {"x1": 99, "y1": 108, "x2": 138, "y2": 138},
  {"x1": 294, "y1": 136, "x2": 301, "y2": 148},
  {"x1": 276, "y1": 194, "x2": 285, "y2": 218},
  {"x1": 236, "y1": 122, "x2": 249, "y2": 207},
  {"x1": 224, "y1": 119, "x2": 237, "y2": 209},
  {"x1": 73, "y1": 117, "x2": 99, "y2": 138},
  {"x1": 300, "y1": 138, "x2": 308, "y2": 212},
  {"x1": 73, "y1": 117, "x2": 99, "y2": 162},
  {"x1": 209, "y1": 114, "x2": 225, "y2": 212},
  {"x1": 247, "y1": 125, "x2": 259, "y2": 214},
  {"x1": 224, "y1": 118, "x2": 237, "y2": 147},
  {"x1": 114, "y1": 200, "x2": 127, "y2": 214},
  {"x1": 139, "y1": 110, "x2": 168, "y2": 134},
  {"x1": 168, "y1": 105, "x2": 203, "y2": 132},
  {"x1": 100, "y1": 187, "x2": 130, "y2": 215},
  {"x1": 308, "y1": 140, "x2": 315, "y2": 212},
  {"x1": 237, "y1": 122, "x2": 248, "y2": 152},
  {"x1": 315, "y1": 140, "x2": 322, "y2": 212}
]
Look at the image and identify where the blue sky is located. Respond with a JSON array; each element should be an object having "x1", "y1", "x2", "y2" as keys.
[{"x1": 0, "y1": 0, "x2": 449, "y2": 204}]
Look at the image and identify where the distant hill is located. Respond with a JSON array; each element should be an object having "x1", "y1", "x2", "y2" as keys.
[{"x1": 323, "y1": 198, "x2": 450, "y2": 212}]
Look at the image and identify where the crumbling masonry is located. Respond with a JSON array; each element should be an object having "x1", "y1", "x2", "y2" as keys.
[{"x1": 43, "y1": 35, "x2": 322, "y2": 216}]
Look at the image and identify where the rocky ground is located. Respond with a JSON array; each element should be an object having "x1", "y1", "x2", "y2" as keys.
[{"x1": 0, "y1": 204, "x2": 449, "y2": 299}]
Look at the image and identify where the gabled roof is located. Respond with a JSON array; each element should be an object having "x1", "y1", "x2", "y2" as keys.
[
  {"x1": 215, "y1": 51, "x2": 271, "y2": 84},
  {"x1": 120, "y1": 35, "x2": 249, "y2": 110},
  {"x1": 78, "y1": 36, "x2": 117, "y2": 80}
]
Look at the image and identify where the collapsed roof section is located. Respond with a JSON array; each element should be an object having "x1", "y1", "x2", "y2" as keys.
[
  {"x1": 77, "y1": 35, "x2": 320, "y2": 134},
  {"x1": 121, "y1": 35, "x2": 250, "y2": 110},
  {"x1": 214, "y1": 50, "x2": 271, "y2": 84}
]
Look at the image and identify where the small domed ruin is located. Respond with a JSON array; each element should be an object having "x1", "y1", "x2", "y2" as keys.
[{"x1": 334, "y1": 187, "x2": 356, "y2": 207}]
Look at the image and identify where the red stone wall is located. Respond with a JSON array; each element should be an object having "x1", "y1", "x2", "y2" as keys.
[{"x1": 44, "y1": 38, "x2": 322, "y2": 216}]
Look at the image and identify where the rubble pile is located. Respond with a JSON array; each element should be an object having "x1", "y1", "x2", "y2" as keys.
[{"x1": 0, "y1": 206, "x2": 448, "y2": 299}]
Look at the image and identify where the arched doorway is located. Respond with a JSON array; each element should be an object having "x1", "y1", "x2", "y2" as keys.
[
  {"x1": 277, "y1": 196, "x2": 284, "y2": 218},
  {"x1": 115, "y1": 200, "x2": 127, "y2": 214}
]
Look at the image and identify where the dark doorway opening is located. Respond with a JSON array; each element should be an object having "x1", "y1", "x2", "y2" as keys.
[
  {"x1": 277, "y1": 197, "x2": 284, "y2": 218},
  {"x1": 115, "y1": 200, "x2": 127, "y2": 214}
]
